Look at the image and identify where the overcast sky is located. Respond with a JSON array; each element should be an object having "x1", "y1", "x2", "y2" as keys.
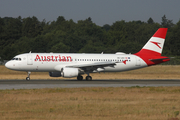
[{"x1": 0, "y1": 0, "x2": 180, "y2": 26}]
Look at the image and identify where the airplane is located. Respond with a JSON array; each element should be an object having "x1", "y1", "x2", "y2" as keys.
[{"x1": 5, "y1": 28, "x2": 170, "y2": 81}]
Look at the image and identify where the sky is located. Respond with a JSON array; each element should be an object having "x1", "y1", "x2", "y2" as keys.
[{"x1": 0, "y1": 0, "x2": 180, "y2": 26}]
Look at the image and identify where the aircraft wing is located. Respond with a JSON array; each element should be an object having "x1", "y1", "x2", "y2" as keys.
[
  {"x1": 67, "y1": 62, "x2": 117, "y2": 68},
  {"x1": 66, "y1": 61, "x2": 118, "y2": 72}
]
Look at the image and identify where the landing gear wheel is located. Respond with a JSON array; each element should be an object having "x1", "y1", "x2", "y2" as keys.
[
  {"x1": 77, "y1": 75, "x2": 83, "y2": 80},
  {"x1": 26, "y1": 77, "x2": 30, "y2": 81},
  {"x1": 26, "y1": 71, "x2": 31, "y2": 81},
  {"x1": 86, "y1": 76, "x2": 92, "y2": 81}
]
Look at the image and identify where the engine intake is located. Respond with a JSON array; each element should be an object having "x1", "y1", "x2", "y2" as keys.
[{"x1": 61, "y1": 68, "x2": 79, "y2": 78}]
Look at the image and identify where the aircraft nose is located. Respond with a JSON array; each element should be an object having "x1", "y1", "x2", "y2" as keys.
[{"x1": 5, "y1": 61, "x2": 11, "y2": 69}]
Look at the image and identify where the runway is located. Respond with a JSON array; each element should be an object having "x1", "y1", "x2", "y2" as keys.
[{"x1": 0, "y1": 79, "x2": 180, "y2": 89}]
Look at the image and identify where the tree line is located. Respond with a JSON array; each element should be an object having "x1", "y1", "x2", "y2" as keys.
[{"x1": 0, "y1": 15, "x2": 180, "y2": 64}]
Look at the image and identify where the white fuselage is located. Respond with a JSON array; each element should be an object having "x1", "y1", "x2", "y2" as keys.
[{"x1": 5, "y1": 53, "x2": 147, "y2": 73}]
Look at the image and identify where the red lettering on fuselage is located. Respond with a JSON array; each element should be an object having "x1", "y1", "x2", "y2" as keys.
[
  {"x1": 67, "y1": 56, "x2": 72, "y2": 61},
  {"x1": 59, "y1": 55, "x2": 61, "y2": 61},
  {"x1": 55, "y1": 56, "x2": 58, "y2": 61},
  {"x1": 51, "y1": 56, "x2": 54, "y2": 61},
  {"x1": 35, "y1": 55, "x2": 41, "y2": 61},
  {"x1": 35, "y1": 54, "x2": 72, "y2": 62},
  {"x1": 47, "y1": 56, "x2": 51, "y2": 61},
  {"x1": 62, "y1": 56, "x2": 66, "y2": 62},
  {"x1": 41, "y1": 56, "x2": 46, "y2": 61}
]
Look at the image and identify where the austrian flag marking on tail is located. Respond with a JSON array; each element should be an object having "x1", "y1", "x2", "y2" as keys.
[
  {"x1": 134, "y1": 28, "x2": 170, "y2": 66},
  {"x1": 150, "y1": 41, "x2": 161, "y2": 49},
  {"x1": 137, "y1": 28, "x2": 168, "y2": 55}
]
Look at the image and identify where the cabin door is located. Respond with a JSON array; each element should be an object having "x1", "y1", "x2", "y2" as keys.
[
  {"x1": 136, "y1": 57, "x2": 141, "y2": 66},
  {"x1": 27, "y1": 55, "x2": 33, "y2": 65}
]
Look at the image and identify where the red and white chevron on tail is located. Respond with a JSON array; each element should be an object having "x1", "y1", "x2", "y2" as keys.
[
  {"x1": 136, "y1": 28, "x2": 168, "y2": 56},
  {"x1": 134, "y1": 28, "x2": 170, "y2": 66}
]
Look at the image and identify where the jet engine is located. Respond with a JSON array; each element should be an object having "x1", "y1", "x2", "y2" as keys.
[
  {"x1": 49, "y1": 71, "x2": 61, "y2": 77},
  {"x1": 61, "y1": 68, "x2": 79, "y2": 78}
]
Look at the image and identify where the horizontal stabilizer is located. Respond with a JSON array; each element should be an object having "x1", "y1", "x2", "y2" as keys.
[{"x1": 149, "y1": 57, "x2": 170, "y2": 62}]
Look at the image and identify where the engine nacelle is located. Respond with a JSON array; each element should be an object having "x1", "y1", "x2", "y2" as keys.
[
  {"x1": 49, "y1": 72, "x2": 61, "y2": 77},
  {"x1": 61, "y1": 68, "x2": 79, "y2": 78}
]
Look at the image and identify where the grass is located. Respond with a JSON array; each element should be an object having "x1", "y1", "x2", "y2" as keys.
[
  {"x1": 0, "y1": 87, "x2": 180, "y2": 120},
  {"x1": 1, "y1": 65, "x2": 180, "y2": 79},
  {"x1": 1, "y1": 65, "x2": 180, "y2": 119}
]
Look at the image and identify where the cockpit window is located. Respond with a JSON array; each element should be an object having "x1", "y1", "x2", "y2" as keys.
[{"x1": 12, "y1": 58, "x2": 21, "y2": 61}]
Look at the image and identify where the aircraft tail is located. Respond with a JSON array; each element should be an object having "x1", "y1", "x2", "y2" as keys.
[
  {"x1": 134, "y1": 28, "x2": 170, "y2": 66},
  {"x1": 136, "y1": 28, "x2": 168, "y2": 56}
]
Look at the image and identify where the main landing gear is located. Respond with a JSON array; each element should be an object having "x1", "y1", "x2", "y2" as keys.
[
  {"x1": 26, "y1": 71, "x2": 31, "y2": 81},
  {"x1": 86, "y1": 76, "x2": 92, "y2": 81},
  {"x1": 77, "y1": 75, "x2": 92, "y2": 81},
  {"x1": 77, "y1": 75, "x2": 83, "y2": 80}
]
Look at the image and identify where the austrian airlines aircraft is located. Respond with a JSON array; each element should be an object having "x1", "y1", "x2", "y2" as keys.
[{"x1": 5, "y1": 28, "x2": 170, "y2": 81}]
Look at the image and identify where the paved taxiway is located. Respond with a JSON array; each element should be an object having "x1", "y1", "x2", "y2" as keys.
[{"x1": 0, "y1": 79, "x2": 180, "y2": 89}]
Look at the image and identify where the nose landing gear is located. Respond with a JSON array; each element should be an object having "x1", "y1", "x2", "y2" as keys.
[{"x1": 26, "y1": 71, "x2": 31, "y2": 81}]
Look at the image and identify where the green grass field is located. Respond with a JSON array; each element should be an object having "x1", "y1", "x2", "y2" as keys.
[
  {"x1": 0, "y1": 87, "x2": 180, "y2": 120},
  {"x1": 0, "y1": 65, "x2": 180, "y2": 120}
]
